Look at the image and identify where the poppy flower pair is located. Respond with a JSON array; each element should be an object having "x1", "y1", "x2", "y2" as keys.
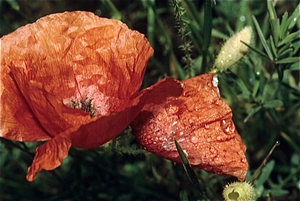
[{"x1": 0, "y1": 11, "x2": 248, "y2": 181}]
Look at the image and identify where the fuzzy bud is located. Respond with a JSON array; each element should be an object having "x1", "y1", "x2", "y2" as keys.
[
  {"x1": 214, "y1": 26, "x2": 253, "y2": 72},
  {"x1": 223, "y1": 181, "x2": 254, "y2": 201}
]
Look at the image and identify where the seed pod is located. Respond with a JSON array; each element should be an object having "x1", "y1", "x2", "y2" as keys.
[
  {"x1": 223, "y1": 181, "x2": 254, "y2": 201},
  {"x1": 214, "y1": 26, "x2": 253, "y2": 72}
]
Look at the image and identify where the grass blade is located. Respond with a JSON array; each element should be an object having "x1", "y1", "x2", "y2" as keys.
[{"x1": 252, "y1": 15, "x2": 274, "y2": 61}]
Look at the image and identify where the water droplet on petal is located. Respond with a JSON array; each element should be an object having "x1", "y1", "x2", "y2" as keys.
[
  {"x1": 212, "y1": 75, "x2": 218, "y2": 87},
  {"x1": 190, "y1": 136, "x2": 198, "y2": 144},
  {"x1": 183, "y1": 150, "x2": 188, "y2": 157},
  {"x1": 221, "y1": 119, "x2": 235, "y2": 134}
]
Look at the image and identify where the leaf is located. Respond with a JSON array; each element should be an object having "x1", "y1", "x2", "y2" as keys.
[
  {"x1": 289, "y1": 61, "x2": 300, "y2": 70},
  {"x1": 269, "y1": 35, "x2": 278, "y2": 57},
  {"x1": 174, "y1": 137, "x2": 201, "y2": 188},
  {"x1": 278, "y1": 30, "x2": 300, "y2": 47},
  {"x1": 280, "y1": 11, "x2": 289, "y2": 39},
  {"x1": 203, "y1": 0, "x2": 212, "y2": 51},
  {"x1": 263, "y1": 100, "x2": 284, "y2": 108},
  {"x1": 287, "y1": 3, "x2": 300, "y2": 30},
  {"x1": 252, "y1": 15, "x2": 274, "y2": 61},
  {"x1": 270, "y1": 19, "x2": 280, "y2": 45},
  {"x1": 278, "y1": 48, "x2": 293, "y2": 59},
  {"x1": 244, "y1": 105, "x2": 262, "y2": 123},
  {"x1": 277, "y1": 43, "x2": 293, "y2": 56},
  {"x1": 241, "y1": 41, "x2": 270, "y2": 60},
  {"x1": 254, "y1": 160, "x2": 275, "y2": 187},
  {"x1": 267, "y1": 0, "x2": 277, "y2": 20},
  {"x1": 276, "y1": 57, "x2": 300, "y2": 64}
]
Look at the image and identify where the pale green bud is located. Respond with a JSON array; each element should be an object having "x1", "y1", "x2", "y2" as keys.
[
  {"x1": 223, "y1": 181, "x2": 255, "y2": 201},
  {"x1": 214, "y1": 26, "x2": 253, "y2": 72}
]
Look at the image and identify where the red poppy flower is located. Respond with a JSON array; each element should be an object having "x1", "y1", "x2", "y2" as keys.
[
  {"x1": 131, "y1": 74, "x2": 248, "y2": 181},
  {"x1": 0, "y1": 11, "x2": 183, "y2": 181}
]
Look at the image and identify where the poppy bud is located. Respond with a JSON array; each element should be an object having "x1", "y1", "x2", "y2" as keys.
[
  {"x1": 214, "y1": 26, "x2": 253, "y2": 72},
  {"x1": 223, "y1": 181, "x2": 254, "y2": 201},
  {"x1": 131, "y1": 74, "x2": 248, "y2": 180}
]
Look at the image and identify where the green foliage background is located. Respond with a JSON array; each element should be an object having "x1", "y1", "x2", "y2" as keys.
[{"x1": 0, "y1": 0, "x2": 299, "y2": 200}]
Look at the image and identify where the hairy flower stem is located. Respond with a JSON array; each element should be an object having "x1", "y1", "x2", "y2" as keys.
[{"x1": 171, "y1": 0, "x2": 194, "y2": 78}]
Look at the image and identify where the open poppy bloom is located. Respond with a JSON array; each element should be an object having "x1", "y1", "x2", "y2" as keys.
[
  {"x1": 0, "y1": 11, "x2": 183, "y2": 181},
  {"x1": 131, "y1": 74, "x2": 248, "y2": 181}
]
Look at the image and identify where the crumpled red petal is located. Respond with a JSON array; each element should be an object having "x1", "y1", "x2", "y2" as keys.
[
  {"x1": 1, "y1": 11, "x2": 153, "y2": 141},
  {"x1": 27, "y1": 134, "x2": 72, "y2": 181},
  {"x1": 26, "y1": 78, "x2": 183, "y2": 180},
  {"x1": 131, "y1": 74, "x2": 248, "y2": 180},
  {"x1": 1, "y1": 11, "x2": 156, "y2": 181}
]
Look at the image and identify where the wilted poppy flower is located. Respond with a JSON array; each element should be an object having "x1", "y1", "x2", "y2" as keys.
[
  {"x1": 131, "y1": 74, "x2": 248, "y2": 180},
  {"x1": 0, "y1": 11, "x2": 183, "y2": 181}
]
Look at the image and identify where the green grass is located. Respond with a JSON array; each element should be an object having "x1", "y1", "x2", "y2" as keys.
[{"x1": 1, "y1": 0, "x2": 299, "y2": 200}]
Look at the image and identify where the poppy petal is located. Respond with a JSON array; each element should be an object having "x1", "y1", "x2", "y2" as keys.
[
  {"x1": 69, "y1": 77, "x2": 183, "y2": 149},
  {"x1": 131, "y1": 74, "x2": 248, "y2": 180},
  {"x1": 0, "y1": 69, "x2": 51, "y2": 141},
  {"x1": 26, "y1": 77, "x2": 182, "y2": 181},
  {"x1": 27, "y1": 134, "x2": 71, "y2": 181},
  {"x1": 1, "y1": 11, "x2": 153, "y2": 140}
]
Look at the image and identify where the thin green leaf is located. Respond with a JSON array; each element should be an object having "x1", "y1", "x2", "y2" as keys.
[
  {"x1": 264, "y1": 189, "x2": 289, "y2": 197},
  {"x1": 252, "y1": 15, "x2": 274, "y2": 61},
  {"x1": 276, "y1": 57, "x2": 300, "y2": 64},
  {"x1": 244, "y1": 105, "x2": 262, "y2": 123},
  {"x1": 252, "y1": 79, "x2": 260, "y2": 97},
  {"x1": 289, "y1": 61, "x2": 300, "y2": 70},
  {"x1": 146, "y1": 0, "x2": 155, "y2": 48},
  {"x1": 277, "y1": 43, "x2": 292, "y2": 56},
  {"x1": 212, "y1": 28, "x2": 229, "y2": 40},
  {"x1": 6, "y1": 0, "x2": 20, "y2": 11},
  {"x1": 269, "y1": 35, "x2": 278, "y2": 57},
  {"x1": 280, "y1": 11, "x2": 289, "y2": 39},
  {"x1": 278, "y1": 30, "x2": 300, "y2": 47},
  {"x1": 174, "y1": 137, "x2": 200, "y2": 188},
  {"x1": 203, "y1": 0, "x2": 212, "y2": 50},
  {"x1": 278, "y1": 48, "x2": 294, "y2": 59},
  {"x1": 263, "y1": 100, "x2": 284, "y2": 108},
  {"x1": 255, "y1": 160, "x2": 275, "y2": 187},
  {"x1": 241, "y1": 41, "x2": 270, "y2": 61},
  {"x1": 287, "y1": 4, "x2": 300, "y2": 30},
  {"x1": 270, "y1": 18, "x2": 280, "y2": 45},
  {"x1": 267, "y1": 0, "x2": 277, "y2": 20}
]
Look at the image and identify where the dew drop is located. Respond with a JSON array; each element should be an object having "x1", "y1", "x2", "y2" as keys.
[
  {"x1": 190, "y1": 136, "x2": 198, "y2": 144},
  {"x1": 240, "y1": 15, "x2": 246, "y2": 22},
  {"x1": 214, "y1": 99, "x2": 220, "y2": 105},
  {"x1": 183, "y1": 150, "x2": 188, "y2": 157},
  {"x1": 204, "y1": 124, "x2": 210, "y2": 129},
  {"x1": 221, "y1": 120, "x2": 235, "y2": 134},
  {"x1": 212, "y1": 75, "x2": 218, "y2": 87},
  {"x1": 178, "y1": 138, "x2": 185, "y2": 143}
]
